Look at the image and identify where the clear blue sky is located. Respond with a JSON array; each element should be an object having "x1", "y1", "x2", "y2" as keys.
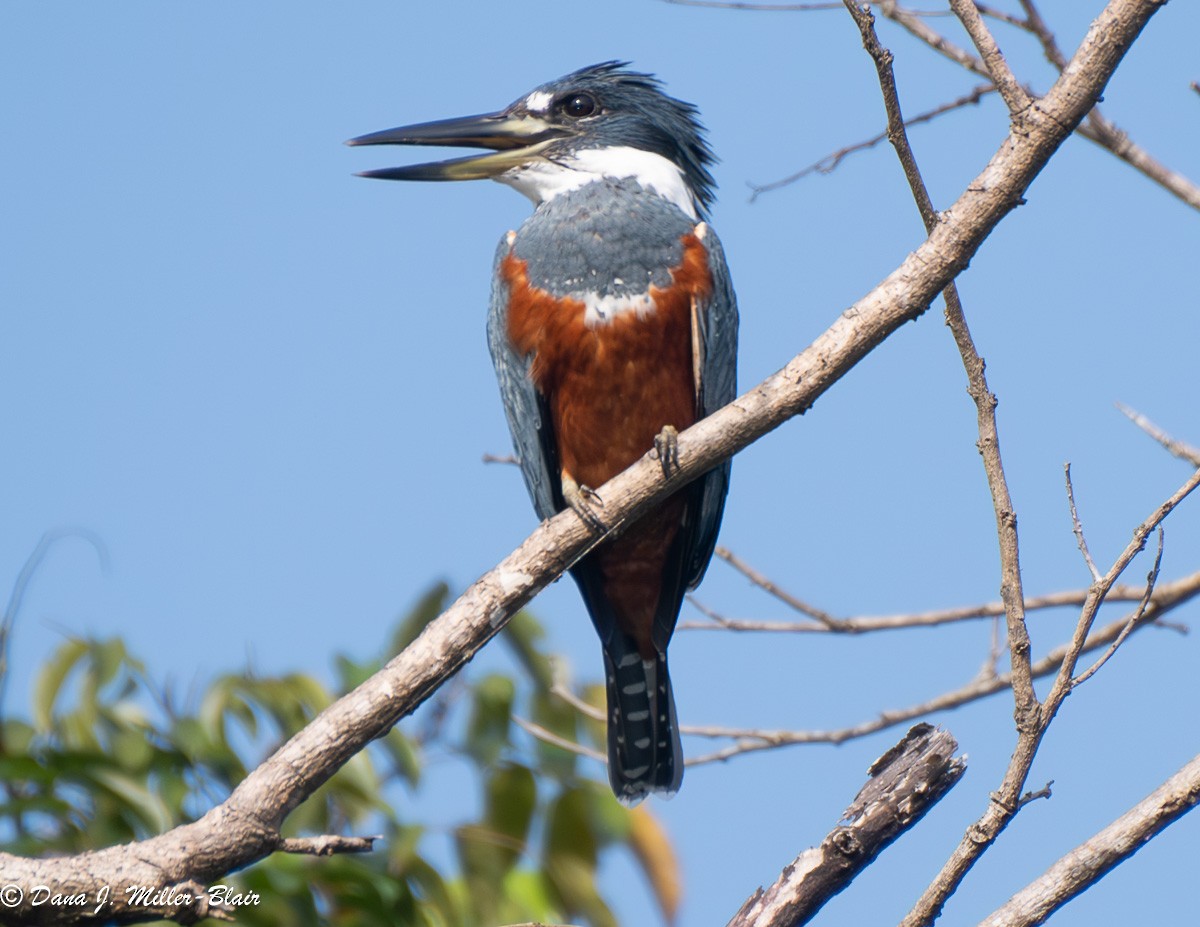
[{"x1": 3, "y1": 2, "x2": 1198, "y2": 924}]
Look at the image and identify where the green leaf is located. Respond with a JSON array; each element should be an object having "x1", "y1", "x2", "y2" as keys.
[
  {"x1": 542, "y1": 785, "x2": 620, "y2": 926},
  {"x1": 465, "y1": 674, "x2": 514, "y2": 766},
  {"x1": 628, "y1": 802, "x2": 682, "y2": 925},
  {"x1": 485, "y1": 764, "x2": 537, "y2": 859},
  {"x1": 381, "y1": 728, "x2": 422, "y2": 788},
  {"x1": 32, "y1": 638, "x2": 88, "y2": 732},
  {"x1": 85, "y1": 766, "x2": 173, "y2": 834},
  {"x1": 498, "y1": 868, "x2": 559, "y2": 924},
  {"x1": 389, "y1": 582, "x2": 451, "y2": 654},
  {"x1": 334, "y1": 653, "x2": 380, "y2": 692},
  {"x1": 502, "y1": 611, "x2": 555, "y2": 690},
  {"x1": 399, "y1": 850, "x2": 461, "y2": 927}
]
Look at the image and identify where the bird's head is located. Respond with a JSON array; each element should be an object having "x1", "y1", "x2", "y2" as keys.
[{"x1": 348, "y1": 62, "x2": 716, "y2": 219}]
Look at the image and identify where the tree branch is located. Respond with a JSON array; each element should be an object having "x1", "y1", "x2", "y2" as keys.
[
  {"x1": 681, "y1": 566, "x2": 1200, "y2": 633},
  {"x1": 948, "y1": 0, "x2": 1031, "y2": 113},
  {"x1": 748, "y1": 84, "x2": 996, "y2": 200},
  {"x1": 976, "y1": 750, "x2": 1200, "y2": 927},
  {"x1": 870, "y1": 0, "x2": 1200, "y2": 211},
  {"x1": 847, "y1": 0, "x2": 1040, "y2": 734},
  {"x1": 902, "y1": 463, "x2": 1200, "y2": 927},
  {"x1": 681, "y1": 564, "x2": 1192, "y2": 765},
  {"x1": 725, "y1": 725, "x2": 965, "y2": 927},
  {"x1": 1117, "y1": 402, "x2": 1200, "y2": 466}
]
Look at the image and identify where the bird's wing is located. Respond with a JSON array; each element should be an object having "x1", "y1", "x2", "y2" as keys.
[
  {"x1": 487, "y1": 234, "x2": 561, "y2": 523},
  {"x1": 685, "y1": 223, "x2": 739, "y2": 589}
]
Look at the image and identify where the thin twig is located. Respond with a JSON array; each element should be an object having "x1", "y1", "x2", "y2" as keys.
[
  {"x1": 749, "y1": 84, "x2": 995, "y2": 199},
  {"x1": 948, "y1": 0, "x2": 1031, "y2": 113},
  {"x1": 664, "y1": 0, "x2": 842, "y2": 9},
  {"x1": 550, "y1": 681, "x2": 606, "y2": 722},
  {"x1": 1046, "y1": 468, "x2": 1200, "y2": 711},
  {"x1": 843, "y1": 0, "x2": 1039, "y2": 725},
  {"x1": 705, "y1": 0, "x2": 1200, "y2": 211},
  {"x1": 0, "y1": 529, "x2": 109, "y2": 725},
  {"x1": 1072, "y1": 527, "x2": 1164, "y2": 688},
  {"x1": 682, "y1": 567, "x2": 1190, "y2": 766},
  {"x1": 872, "y1": 0, "x2": 1200, "y2": 211},
  {"x1": 1065, "y1": 463, "x2": 1103, "y2": 582},
  {"x1": 1017, "y1": 0, "x2": 1070, "y2": 69},
  {"x1": 975, "y1": 3, "x2": 1029, "y2": 30},
  {"x1": 905, "y1": 466, "x2": 1200, "y2": 927},
  {"x1": 1017, "y1": 781, "x2": 1054, "y2": 808},
  {"x1": 513, "y1": 715, "x2": 607, "y2": 763},
  {"x1": 977, "y1": 751, "x2": 1200, "y2": 927},
  {"x1": 714, "y1": 546, "x2": 844, "y2": 627},
  {"x1": 1116, "y1": 402, "x2": 1200, "y2": 466},
  {"x1": 277, "y1": 835, "x2": 378, "y2": 856},
  {"x1": 680, "y1": 569, "x2": 1200, "y2": 633}
]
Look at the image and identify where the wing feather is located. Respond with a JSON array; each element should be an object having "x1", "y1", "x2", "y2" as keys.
[
  {"x1": 685, "y1": 225, "x2": 738, "y2": 588},
  {"x1": 486, "y1": 235, "x2": 560, "y2": 523}
]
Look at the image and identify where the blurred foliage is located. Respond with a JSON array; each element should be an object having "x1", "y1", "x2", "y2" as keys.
[{"x1": 0, "y1": 581, "x2": 680, "y2": 926}]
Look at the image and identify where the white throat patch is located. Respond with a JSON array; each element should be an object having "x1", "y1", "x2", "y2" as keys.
[{"x1": 497, "y1": 146, "x2": 698, "y2": 220}]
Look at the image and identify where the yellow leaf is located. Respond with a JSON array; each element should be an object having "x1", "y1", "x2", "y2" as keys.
[{"x1": 629, "y1": 804, "x2": 682, "y2": 925}]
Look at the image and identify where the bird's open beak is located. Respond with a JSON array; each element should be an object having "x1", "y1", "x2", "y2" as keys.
[{"x1": 346, "y1": 111, "x2": 568, "y2": 181}]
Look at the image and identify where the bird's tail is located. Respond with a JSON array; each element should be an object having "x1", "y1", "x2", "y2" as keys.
[{"x1": 603, "y1": 639, "x2": 683, "y2": 805}]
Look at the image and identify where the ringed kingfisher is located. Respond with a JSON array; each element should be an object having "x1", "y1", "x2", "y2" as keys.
[{"x1": 349, "y1": 62, "x2": 737, "y2": 803}]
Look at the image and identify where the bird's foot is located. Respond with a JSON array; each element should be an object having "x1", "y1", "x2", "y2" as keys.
[
  {"x1": 652, "y1": 425, "x2": 680, "y2": 479},
  {"x1": 563, "y1": 475, "x2": 607, "y2": 533}
]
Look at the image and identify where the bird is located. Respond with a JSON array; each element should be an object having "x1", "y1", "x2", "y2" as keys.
[{"x1": 348, "y1": 62, "x2": 737, "y2": 803}]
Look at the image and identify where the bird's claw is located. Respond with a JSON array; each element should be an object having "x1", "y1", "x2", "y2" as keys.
[
  {"x1": 652, "y1": 425, "x2": 680, "y2": 479},
  {"x1": 563, "y1": 477, "x2": 607, "y2": 533}
]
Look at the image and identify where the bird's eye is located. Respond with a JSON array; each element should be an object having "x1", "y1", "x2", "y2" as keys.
[{"x1": 561, "y1": 93, "x2": 597, "y2": 118}]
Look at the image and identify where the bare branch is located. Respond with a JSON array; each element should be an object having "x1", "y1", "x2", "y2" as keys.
[
  {"x1": 977, "y1": 751, "x2": 1200, "y2": 927},
  {"x1": 698, "y1": 0, "x2": 1200, "y2": 211},
  {"x1": 550, "y1": 681, "x2": 606, "y2": 722},
  {"x1": 877, "y1": 0, "x2": 993, "y2": 77},
  {"x1": 664, "y1": 0, "x2": 843, "y2": 9},
  {"x1": 726, "y1": 725, "x2": 965, "y2": 927},
  {"x1": 513, "y1": 716, "x2": 607, "y2": 763},
  {"x1": 1117, "y1": 402, "x2": 1200, "y2": 466},
  {"x1": 948, "y1": 0, "x2": 1031, "y2": 113},
  {"x1": 976, "y1": 4, "x2": 1030, "y2": 30},
  {"x1": 844, "y1": 0, "x2": 1039, "y2": 733},
  {"x1": 1045, "y1": 467, "x2": 1200, "y2": 714},
  {"x1": 903, "y1": 461, "x2": 1200, "y2": 927},
  {"x1": 871, "y1": 1, "x2": 1200, "y2": 211},
  {"x1": 1071, "y1": 528, "x2": 1164, "y2": 688},
  {"x1": 714, "y1": 546, "x2": 844, "y2": 627},
  {"x1": 1065, "y1": 463, "x2": 1103, "y2": 582},
  {"x1": 276, "y1": 836, "x2": 378, "y2": 856},
  {"x1": 681, "y1": 568, "x2": 1200, "y2": 633},
  {"x1": 1016, "y1": 781, "x2": 1054, "y2": 809},
  {"x1": 683, "y1": 580, "x2": 1189, "y2": 767},
  {"x1": 748, "y1": 84, "x2": 995, "y2": 199},
  {"x1": 1017, "y1": 0, "x2": 1070, "y2": 69}
]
